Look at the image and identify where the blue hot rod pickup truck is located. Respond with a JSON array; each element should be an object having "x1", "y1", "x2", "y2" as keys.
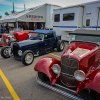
[{"x1": 1, "y1": 30, "x2": 65, "y2": 66}]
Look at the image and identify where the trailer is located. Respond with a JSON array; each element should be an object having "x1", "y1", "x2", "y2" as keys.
[{"x1": 53, "y1": 0, "x2": 100, "y2": 41}]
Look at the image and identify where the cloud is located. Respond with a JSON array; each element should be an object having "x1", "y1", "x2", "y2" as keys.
[{"x1": 0, "y1": 0, "x2": 98, "y2": 10}]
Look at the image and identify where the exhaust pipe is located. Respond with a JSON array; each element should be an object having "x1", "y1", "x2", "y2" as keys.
[{"x1": 36, "y1": 77, "x2": 83, "y2": 100}]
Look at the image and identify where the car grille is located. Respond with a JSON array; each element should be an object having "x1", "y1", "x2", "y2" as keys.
[
  {"x1": 2, "y1": 35, "x2": 6, "y2": 45},
  {"x1": 60, "y1": 57, "x2": 79, "y2": 88},
  {"x1": 13, "y1": 43, "x2": 20, "y2": 56}
]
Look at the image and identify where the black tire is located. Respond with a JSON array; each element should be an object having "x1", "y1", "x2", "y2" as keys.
[
  {"x1": 57, "y1": 40, "x2": 65, "y2": 52},
  {"x1": 96, "y1": 92, "x2": 100, "y2": 100},
  {"x1": 1, "y1": 46, "x2": 11, "y2": 58},
  {"x1": 38, "y1": 72, "x2": 49, "y2": 81},
  {"x1": 8, "y1": 40, "x2": 15, "y2": 47},
  {"x1": 21, "y1": 50, "x2": 34, "y2": 66}
]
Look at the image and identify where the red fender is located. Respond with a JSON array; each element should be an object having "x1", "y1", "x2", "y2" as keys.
[
  {"x1": 76, "y1": 69, "x2": 100, "y2": 95},
  {"x1": 34, "y1": 57, "x2": 61, "y2": 86},
  {"x1": 0, "y1": 34, "x2": 8, "y2": 46}
]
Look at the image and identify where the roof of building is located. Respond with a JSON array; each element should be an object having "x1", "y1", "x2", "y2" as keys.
[{"x1": 0, "y1": 3, "x2": 61, "y2": 23}]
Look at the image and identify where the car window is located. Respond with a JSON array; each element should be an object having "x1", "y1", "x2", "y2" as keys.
[
  {"x1": 70, "y1": 34, "x2": 100, "y2": 45},
  {"x1": 29, "y1": 33, "x2": 44, "y2": 40}
]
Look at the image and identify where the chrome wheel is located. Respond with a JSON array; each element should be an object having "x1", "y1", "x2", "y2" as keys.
[
  {"x1": 3, "y1": 48, "x2": 11, "y2": 57},
  {"x1": 25, "y1": 53, "x2": 33, "y2": 64},
  {"x1": 60, "y1": 42, "x2": 64, "y2": 50}
]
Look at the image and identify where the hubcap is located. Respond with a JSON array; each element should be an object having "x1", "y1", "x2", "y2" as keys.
[
  {"x1": 60, "y1": 42, "x2": 64, "y2": 50},
  {"x1": 25, "y1": 53, "x2": 33, "y2": 64},
  {"x1": 4, "y1": 48, "x2": 11, "y2": 57}
]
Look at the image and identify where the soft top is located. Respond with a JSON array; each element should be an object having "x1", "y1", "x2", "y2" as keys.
[
  {"x1": 69, "y1": 29, "x2": 100, "y2": 36},
  {"x1": 30, "y1": 30, "x2": 55, "y2": 34}
]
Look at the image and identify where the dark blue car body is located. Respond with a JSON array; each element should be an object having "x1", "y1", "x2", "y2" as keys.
[{"x1": 12, "y1": 30, "x2": 61, "y2": 60}]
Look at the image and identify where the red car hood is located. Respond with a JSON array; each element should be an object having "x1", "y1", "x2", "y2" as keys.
[{"x1": 62, "y1": 41, "x2": 99, "y2": 61}]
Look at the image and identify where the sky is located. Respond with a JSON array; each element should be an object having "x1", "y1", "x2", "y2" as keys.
[{"x1": 0, "y1": 0, "x2": 99, "y2": 16}]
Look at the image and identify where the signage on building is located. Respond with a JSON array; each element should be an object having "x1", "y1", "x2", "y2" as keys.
[{"x1": 25, "y1": 15, "x2": 44, "y2": 20}]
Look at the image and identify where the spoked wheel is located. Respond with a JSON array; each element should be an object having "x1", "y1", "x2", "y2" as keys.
[
  {"x1": 21, "y1": 50, "x2": 34, "y2": 66},
  {"x1": 1, "y1": 46, "x2": 12, "y2": 58},
  {"x1": 57, "y1": 40, "x2": 65, "y2": 52},
  {"x1": 38, "y1": 72, "x2": 49, "y2": 81}
]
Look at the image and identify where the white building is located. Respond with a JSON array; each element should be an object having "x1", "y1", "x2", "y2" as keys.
[
  {"x1": 0, "y1": 4, "x2": 61, "y2": 30},
  {"x1": 53, "y1": 1, "x2": 100, "y2": 41}
]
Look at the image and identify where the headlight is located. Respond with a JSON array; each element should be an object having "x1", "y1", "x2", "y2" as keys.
[
  {"x1": 51, "y1": 64, "x2": 61, "y2": 74},
  {"x1": 74, "y1": 70, "x2": 86, "y2": 81},
  {"x1": 18, "y1": 50, "x2": 22, "y2": 56}
]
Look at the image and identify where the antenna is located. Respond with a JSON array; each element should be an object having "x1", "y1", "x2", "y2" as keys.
[{"x1": 24, "y1": 4, "x2": 26, "y2": 10}]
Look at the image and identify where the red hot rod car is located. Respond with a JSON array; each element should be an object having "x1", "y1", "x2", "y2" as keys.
[
  {"x1": 0, "y1": 30, "x2": 31, "y2": 46},
  {"x1": 34, "y1": 30, "x2": 100, "y2": 100}
]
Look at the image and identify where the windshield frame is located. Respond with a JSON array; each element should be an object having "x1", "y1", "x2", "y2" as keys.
[
  {"x1": 29, "y1": 32, "x2": 44, "y2": 41},
  {"x1": 69, "y1": 33, "x2": 100, "y2": 45}
]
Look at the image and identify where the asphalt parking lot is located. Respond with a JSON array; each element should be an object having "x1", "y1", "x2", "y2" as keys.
[{"x1": 0, "y1": 42, "x2": 96, "y2": 100}]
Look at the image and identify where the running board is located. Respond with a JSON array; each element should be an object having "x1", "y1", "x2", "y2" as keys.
[{"x1": 36, "y1": 77, "x2": 83, "y2": 100}]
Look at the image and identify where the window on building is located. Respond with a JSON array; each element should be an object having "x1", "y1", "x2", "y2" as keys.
[
  {"x1": 54, "y1": 14, "x2": 60, "y2": 22},
  {"x1": 63, "y1": 13, "x2": 75, "y2": 21},
  {"x1": 86, "y1": 19, "x2": 90, "y2": 27}
]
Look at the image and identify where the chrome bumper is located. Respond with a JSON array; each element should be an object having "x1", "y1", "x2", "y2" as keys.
[{"x1": 36, "y1": 77, "x2": 83, "y2": 100}]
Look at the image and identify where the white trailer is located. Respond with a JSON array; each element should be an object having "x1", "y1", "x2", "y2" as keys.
[{"x1": 53, "y1": 1, "x2": 100, "y2": 41}]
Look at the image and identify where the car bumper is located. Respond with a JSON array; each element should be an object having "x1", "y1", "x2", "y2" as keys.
[
  {"x1": 36, "y1": 77, "x2": 83, "y2": 100},
  {"x1": 13, "y1": 55, "x2": 21, "y2": 60}
]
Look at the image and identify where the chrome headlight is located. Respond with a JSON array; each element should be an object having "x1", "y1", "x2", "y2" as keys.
[
  {"x1": 74, "y1": 70, "x2": 86, "y2": 81},
  {"x1": 18, "y1": 50, "x2": 22, "y2": 56},
  {"x1": 51, "y1": 64, "x2": 61, "y2": 74}
]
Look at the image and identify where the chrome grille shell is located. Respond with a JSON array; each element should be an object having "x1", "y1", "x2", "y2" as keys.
[
  {"x1": 61, "y1": 57, "x2": 79, "y2": 87},
  {"x1": 2, "y1": 35, "x2": 6, "y2": 45}
]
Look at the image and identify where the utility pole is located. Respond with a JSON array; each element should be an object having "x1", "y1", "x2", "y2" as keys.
[
  {"x1": 24, "y1": 4, "x2": 26, "y2": 10},
  {"x1": 13, "y1": 3, "x2": 14, "y2": 13}
]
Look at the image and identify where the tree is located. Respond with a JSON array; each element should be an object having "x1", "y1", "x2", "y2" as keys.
[
  {"x1": 5, "y1": 12, "x2": 10, "y2": 16},
  {"x1": 11, "y1": 10, "x2": 16, "y2": 14},
  {"x1": 0, "y1": 16, "x2": 2, "y2": 19}
]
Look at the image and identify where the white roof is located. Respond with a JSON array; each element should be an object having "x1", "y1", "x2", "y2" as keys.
[
  {"x1": 0, "y1": 4, "x2": 45, "y2": 23},
  {"x1": 54, "y1": 0, "x2": 100, "y2": 10}
]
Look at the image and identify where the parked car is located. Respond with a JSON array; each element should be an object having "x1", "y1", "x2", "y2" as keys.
[
  {"x1": 0, "y1": 30, "x2": 30, "y2": 47},
  {"x1": 1, "y1": 30, "x2": 65, "y2": 66},
  {"x1": 34, "y1": 30, "x2": 100, "y2": 100}
]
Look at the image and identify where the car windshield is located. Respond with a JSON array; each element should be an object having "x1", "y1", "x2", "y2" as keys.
[
  {"x1": 69, "y1": 34, "x2": 100, "y2": 45},
  {"x1": 29, "y1": 32, "x2": 44, "y2": 40}
]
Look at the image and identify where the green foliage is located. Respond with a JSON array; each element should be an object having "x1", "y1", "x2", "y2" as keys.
[
  {"x1": 0, "y1": 16, "x2": 2, "y2": 19},
  {"x1": 5, "y1": 12, "x2": 9, "y2": 15}
]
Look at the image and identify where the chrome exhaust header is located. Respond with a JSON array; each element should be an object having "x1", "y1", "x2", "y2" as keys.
[{"x1": 36, "y1": 77, "x2": 83, "y2": 100}]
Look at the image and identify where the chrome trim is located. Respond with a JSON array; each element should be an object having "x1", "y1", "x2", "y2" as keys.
[
  {"x1": 36, "y1": 77, "x2": 83, "y2": 100},
  {"x1": 55, "y1": 83, "x2": 76, "y2": 93},
  {"x1": 60, "y1": 79, "x2": 77, "y2": 88},
  {"x1": 61, "y1": 72, "x2": 74, "y2": 77}
]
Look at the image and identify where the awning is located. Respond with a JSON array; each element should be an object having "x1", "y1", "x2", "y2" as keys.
[{"x1": 0, "y1": 4, "x2": 46, "y2": 23}]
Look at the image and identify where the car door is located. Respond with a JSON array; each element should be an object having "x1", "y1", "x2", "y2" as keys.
[{"x1": 44, "y1": 33, "x2": 55, "y2": 52}]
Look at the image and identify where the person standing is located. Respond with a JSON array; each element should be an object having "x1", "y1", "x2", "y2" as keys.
[
  {"x1": 0, "y1": 24, "x2": 2, "y2": 33},
  {"x1": 34, "y1": 24, "x2": 37, "y2": 30},
  {"x1": 41, "y1": 24, "x2": 45, "y2": 30},
  {"x1": 6, "y1": 24, "x2": 9, "y2": 34},
  {"x1": 25, "y1": 24, "x2": 28, "y2": 30}
]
